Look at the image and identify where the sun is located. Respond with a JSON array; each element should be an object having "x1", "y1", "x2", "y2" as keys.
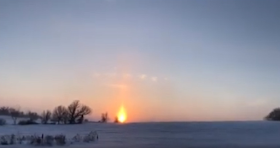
[{"x1": 117, "y1": 105, "x2": 127, "y2": 123}]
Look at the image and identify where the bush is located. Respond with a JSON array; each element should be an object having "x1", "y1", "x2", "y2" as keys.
[
  {"x1": 265, "y1": 108, "x2": 280, "y2": 121},
  {"x1": 18, "y1": 119, "x2": 38, "y2": 125},
  {"x1": 0, "y1": 118, "x2": 6, "y2": 125}
]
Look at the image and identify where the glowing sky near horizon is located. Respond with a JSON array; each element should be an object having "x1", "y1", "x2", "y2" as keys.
[{"x1": 0, "y1": 0, "x2": 280, "y2": 122}]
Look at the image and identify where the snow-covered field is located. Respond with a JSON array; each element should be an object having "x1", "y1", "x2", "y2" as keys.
[
  {"x1": 0, "y1": 118, "x2": 280, "y2": 148},
  {"x1": 0, "y1": 123, "x2": 100, "y2": 148},
  {"x1": 0, "y1": 116, "x2": 99, "y2": 147}
]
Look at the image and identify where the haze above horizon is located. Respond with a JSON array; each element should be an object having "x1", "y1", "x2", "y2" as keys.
[{"x1": 0, "y1": 0, "x2": 280, "y2": 122}]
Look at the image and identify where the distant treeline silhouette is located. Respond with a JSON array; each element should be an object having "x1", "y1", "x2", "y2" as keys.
[
  {"x1": 0, "y1": 107, "x2": 40, "y2": 124},
  {"x1": 265, "y1": 108, "x2": 280, "y2": 121},
  {"x1": 0, "y1": 100, "x2": 92, "y2": 125}
]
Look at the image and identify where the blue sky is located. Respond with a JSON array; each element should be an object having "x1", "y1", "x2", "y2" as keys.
[{"x1": 0, "y1": 0, "x2": 280, "y2": 121}]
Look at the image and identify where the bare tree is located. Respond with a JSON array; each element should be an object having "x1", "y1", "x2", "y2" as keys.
[
  {"x1": 52, "y1": 106, "x2": 68, "y2": 124},
  {"x1": 10, "y1": 107, "x2": 20, "y2": 125},
  {"x1": 67, "y1": 100, "x2": 79, "y2": 124},
  {"x1": 0, "y1": 106, "x2": 10, "y2": 115},
  {"x1": 41, "y1": 110, "x2": 52, "y2": 124},
  {"x1": 67, "y1": 100, "x2": 91, "y2": 124},
  {"x1": 27, "y1": 111, "x2": 39, "y2": 121},
  {"x1": 62, "y1": 113, "x2": 68, "y2": 124},
  {"x1": 77, "y1": 115, "x2": 84, "y2": 124},
  {"x1": 101, "y1": 112, "x2": 109, "y2": 123}
]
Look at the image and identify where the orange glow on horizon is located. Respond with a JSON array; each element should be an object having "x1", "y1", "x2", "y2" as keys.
[{"x1": 117, "y1": 105, "x2": 127, "y2": 123}]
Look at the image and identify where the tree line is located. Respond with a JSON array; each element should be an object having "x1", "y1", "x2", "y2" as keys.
[
  {"x1": 0, "y1": 100, "x2": 92, "y2": 125},
  {"x1": 99, "y1": 112, "x2": 120, "y2": 123},
  {"x1": 0, "y1": 106, "x2": 40, "y2": 125}
]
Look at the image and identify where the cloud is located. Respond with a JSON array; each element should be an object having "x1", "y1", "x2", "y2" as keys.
[
  {"x1": 151, "y1": 77, "x2": 158, "y2": 82},
  {"x1": 93, "y1": 72, "x2": 118, "y2": 78},
  {"x1": 106, "y1": 84, "x2": 127, "y2": 89},
  {"x1": 94, "y1": 72, "x2": 167, "y2": 84},
  {"x1": 139, "y1": 74, "x2": 147, "y2": 80}
]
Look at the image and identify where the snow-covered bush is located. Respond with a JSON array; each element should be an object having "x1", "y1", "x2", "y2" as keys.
[
  {"x1": 54, "y1": 134, "x2": 66, "y2": 145},
  {"x1": 0, "y1": 134, "x2": 15, "y2": 145},
  {"x1": 0, "y1": 131, "x2": 98, "y2": 146}
]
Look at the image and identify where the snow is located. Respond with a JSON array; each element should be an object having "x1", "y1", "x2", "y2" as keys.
[
  {"x1": 0, "y1": 116, "x2": 99, "y2": 147},
  {"x1": 0, "y1": 123, "x2": 99, "y2": 147},
  {"x1": 0, "y1": 117, "x2": 280, "y2": 148}
]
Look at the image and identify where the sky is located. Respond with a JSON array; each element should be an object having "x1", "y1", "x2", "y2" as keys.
[{"x1": 0, "y1": 0, "x2": 280, "y2": 122}]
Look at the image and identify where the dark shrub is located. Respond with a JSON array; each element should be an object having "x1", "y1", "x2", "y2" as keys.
[
  {"x1": 0, "y1": 118, "x2": 6, "y2": 125},
  {"x1": 265, "y1": 108, "x2": 280, "y2": 121},
  {"x1": 100, "y1": 113, "x2": 109, "y2": 123},
  {"x1": 114, "y1": 117, "x2": 119, "y2": 123},
  {"x1": 18, "y1": 119, "x2": 38, "y2": 125}
]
